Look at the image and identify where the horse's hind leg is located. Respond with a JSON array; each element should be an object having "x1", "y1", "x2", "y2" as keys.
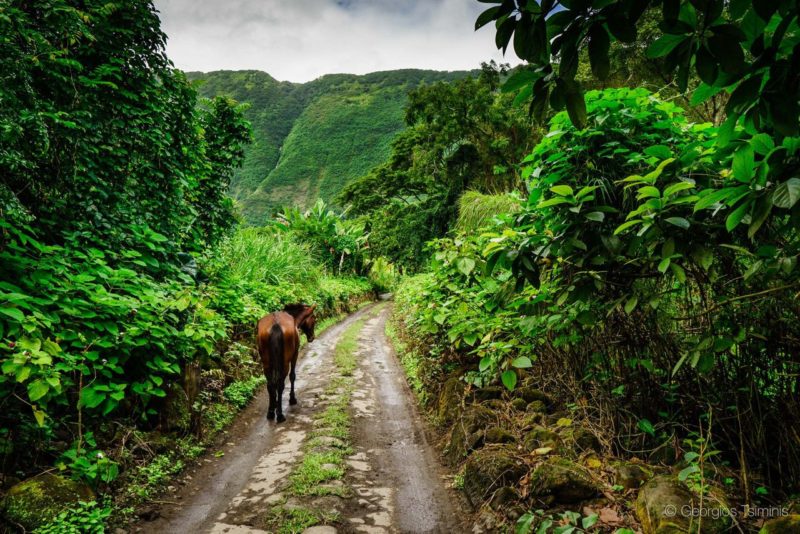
[
  {"x1": 276, "y1": 380, "x2": 286, "y2": 423},
  {"x1": 289, "y1": 359, "x2": 298, "y2": 406},
  {"x1": 266, "y1": 383, "x2": 276, "y2": 420}
]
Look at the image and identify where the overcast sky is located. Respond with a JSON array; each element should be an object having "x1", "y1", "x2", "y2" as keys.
[{"x1": 154, "y1": 0, "x2": 518, "y2": 82}]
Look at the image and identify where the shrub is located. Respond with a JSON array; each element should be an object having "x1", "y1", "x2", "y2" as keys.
[
  {"x1": 405, "y1": 88, "x2": 800, "y2": 493},
  {"x1": 33, "y1": 501, "x2": 112, "y2": 534}
]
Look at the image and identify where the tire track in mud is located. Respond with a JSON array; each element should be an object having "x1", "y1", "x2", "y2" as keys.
[
  {"x1": 339, "y1": 307, "x2": 464, "y2": 534},
  {"x1": 137, "y1": 303, "x2": 465, "y2": 534}
]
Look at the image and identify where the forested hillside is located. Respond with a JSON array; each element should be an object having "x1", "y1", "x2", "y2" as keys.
[{"x1": 188, "y1": 69, "x2": 471, "y2": 223}]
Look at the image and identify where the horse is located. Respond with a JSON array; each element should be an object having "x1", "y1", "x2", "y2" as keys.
[{"x1": 256, "y1": 303, "x2": 317, "y2": 422}]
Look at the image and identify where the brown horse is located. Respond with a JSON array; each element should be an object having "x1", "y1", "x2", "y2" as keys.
[{"x1": 256, "y1": 304, "x2": 317, "y2": 422}]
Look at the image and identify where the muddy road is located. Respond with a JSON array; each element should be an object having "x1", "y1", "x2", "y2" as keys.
[{"x1": 137, "y1": 303, "x2": 465, "y2": 534}]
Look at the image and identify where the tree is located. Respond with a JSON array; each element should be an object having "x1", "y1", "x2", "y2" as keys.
[
  {"x1": 337, "y1": 63, "x2": 540, "y2": 267},
  {"x1": 0, "y1": 0, "x2": 250, "y2": 255},
  {"x1": 477, "y1": 0, "x2": 800, "y2": 273},
  {"x1": 476, "y1": 0, "x2": 799, "y2": 134}
]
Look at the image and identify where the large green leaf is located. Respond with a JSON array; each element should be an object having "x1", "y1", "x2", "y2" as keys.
[
  {"x1": 511, "y1": 356, "x2": 533, "y2": 369},
  {"x1": 772, "y1": 178, "x2": 800, "y2": 209},
  {"x1": 637, "y1": 418, "x2": 656, "y2": 436},
  {"x1": 646, "y1": 33, "x2": 689, "y2": 58},
  {"x1": 475, "y1": 6, "x2": 501, "y2": 30},
  {"x1": 456, "y1": 257, "x2": 476, "y2": 276},
  {"x1": 27, "y1": 379, "x2": 49, "y2": 402},
  {"x1": 550, "y1": 184, "x2": 574, "y2": 196},
  {"x1": 665, "y1": 217, "x2": 690, "y2": 229},
  {"x1": 0, "y1": 307, "x2": 25, "y2": 323},
  {"x1": 726, "y1": 200, "x2": 751, "y2": 231},
  {"x1": 732, "y1": 144, "x2": 755, "y2": 183},
  {"x1": 501, "y1": 369, "x2": 518, "y2": 391}
]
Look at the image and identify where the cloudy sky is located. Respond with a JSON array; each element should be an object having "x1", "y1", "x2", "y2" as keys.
[{"x1": 154, "y1": 0, "x2": 518, "y2": 82}]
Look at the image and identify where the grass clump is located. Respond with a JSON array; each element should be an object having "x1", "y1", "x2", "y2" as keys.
[
  {"x1": 223, "y1": 375, "x2": 267, "y2": 409},
  {"x1": 385, "y1": 317, "x2": 425, "y2": 399},
  {"x1": 218, "y1": 227, "x2": 321, "y2": 287},
  {"x1": 455, "y1": 190, "x2": 521, "y2": 233},
  {"x1": 289, "y1": 451, "x2": 346, "y2": 496},
  {"x1": 265, "y1": 504, "x2": 339, "y2": 534},
  {"x1": 331, "y1": 318, "x2": 363, "y2": 375},
  {"x1": 286, "y1": 316, "x2": 367, "y2": 505}
]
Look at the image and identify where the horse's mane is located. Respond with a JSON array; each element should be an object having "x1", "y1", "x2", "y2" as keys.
[{"x1": 283, "y1": 303, "x2": 308, "y2": 318}]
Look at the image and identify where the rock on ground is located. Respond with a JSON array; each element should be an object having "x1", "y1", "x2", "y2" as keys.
[
  {"x1": 437, "y1": 377, "x2": 465, "y2": 424},
  {"x1": 1, "y1": 473, "x2": 94, "y2": 530},
  {"x1": 462, "y1": 444, "x2": 527, "y2": 508},
  {"x1": 529, "y1": 457, "x2": 600, "y2": 504},
  {"x1": 445, "y1": 404, "x2": 496, "y2": 465},
  {"x1": 759, "y1": 514, "x2": 800, "y2": 533},
  {"x1": 635, "y1": 475, "x2": 731, "y2": 534}
]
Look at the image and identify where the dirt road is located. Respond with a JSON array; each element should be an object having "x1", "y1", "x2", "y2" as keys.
[{"x1": 138, "y1": 303, "x2": 465, "y2": 534}]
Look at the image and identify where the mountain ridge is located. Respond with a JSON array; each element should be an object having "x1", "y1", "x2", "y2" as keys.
[{"x1": 187, "y1": 68, "x2": 475, "y2": 223}]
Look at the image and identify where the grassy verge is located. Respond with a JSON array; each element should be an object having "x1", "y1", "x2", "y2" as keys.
[{"x1": 264, "y1": 315, "x2": 367, "y2": 533}]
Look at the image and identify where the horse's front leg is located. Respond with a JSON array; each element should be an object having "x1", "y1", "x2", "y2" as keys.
[
  {"x1": 266, "y1": 382, "x2": 276, "y2": 420},
  {"x1": 276, "y1": 378, "x2": 286, "y2": 423}
]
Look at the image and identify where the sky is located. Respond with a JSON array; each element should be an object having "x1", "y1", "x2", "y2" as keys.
[{"x1": 154, "y1": 0, "x2": 519, "y2": 83}]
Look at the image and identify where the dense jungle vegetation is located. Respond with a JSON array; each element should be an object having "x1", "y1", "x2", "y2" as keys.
[
  {"x1": 378, "y1": 1, "x2": 800, "y2": 532},
  {"x1": 2, "y1": 0, "x2": 800, "y2": 532},
  {"x1": 0, "y1": 1, "x2": 377, "y2": 531}
]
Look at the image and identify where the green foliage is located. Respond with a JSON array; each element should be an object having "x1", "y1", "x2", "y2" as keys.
[
  {"x1": 33, "y1": 500, "x2": 112, "y2": 534},
  {"x1": 190, "y1": 69, "x2": 474, "y2": 222},
  {"x1": 479, "y1": 0, "x2": 800, "y2": 258},
  {"x1": 56, "y1": 433, "x2": 119, "y2": 489},
  {"x1": 223, "y1": 376, "x2": 267, "y2": 409},
  {"x1": 338, "y1": 63, "x2": 541, "y2": 268},
  {"x1": 1, "y1": 0, "x2": 249, "y2": 251},
  {"x1": 0, "y1": 0, "x2": 376, "y2": 504},
  {"x1": 477, "y1": 0, "x2": 800, "y2": 132},
  {"x1": 0, "y1": 222, "x2": 228, "y2": 428},
  {"x1": 276, "y1": 200, "x2": 368, "y2": 275},
  {"x1": 126, "y1": 453, "x2": 185, "y2": 500},
  {"x1": 456, "y1": 190, "x2": 522, "y2": 233},
  {"x1": 194, "y1": 96, "x2": 253, "y2": 246},
  {"x1": 516, "y1": 509, "x2": 599, "y2": 534},
  {"x1": 217, "y1": 227, "x2": 321, "y2": 288},
  {"x1": 485, "y1": 87, "x2": 714, "y2": 290},
  {"x1": 205, "y1": 224, "x2": 372, "y2": 328},
  {"x1": 367, "y1": 257, "x2": 400, "y2": 292},
  {"x1": 395, "y1": 232, "x2": 538, "y2": 392},
  {"x1": 403, "y1": 88, "x2": 800, "y2": 491}
]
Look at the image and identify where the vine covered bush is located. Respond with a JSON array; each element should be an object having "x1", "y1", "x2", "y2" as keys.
[{"x1": 401, "y1": 88, "x2": 800, "y2": 494}]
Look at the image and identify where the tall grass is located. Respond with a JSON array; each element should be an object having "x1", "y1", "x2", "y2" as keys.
[
  {"x1": 219, "y1": 227, "x2": 321, "y2": 287},
  {"x1": 456, "y1": 190, "x2": 521, "y2": 233}
]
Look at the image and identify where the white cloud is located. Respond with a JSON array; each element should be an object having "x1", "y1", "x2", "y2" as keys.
[{"x1": 154, "y1": 0, "x2": 519, "y2": 82}]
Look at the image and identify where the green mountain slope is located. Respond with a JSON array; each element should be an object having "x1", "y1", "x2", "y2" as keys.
[{"x1": 188, "y1": 69, "x2": 472, "y2": 223}]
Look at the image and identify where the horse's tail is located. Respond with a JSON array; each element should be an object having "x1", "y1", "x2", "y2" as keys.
[{"x1": 268, "y1": 322, "x2": 284, "y2": 387}]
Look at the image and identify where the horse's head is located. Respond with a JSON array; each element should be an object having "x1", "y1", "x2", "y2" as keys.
[{"x1": 297, "y1": 304, "x2": 317, "y2": 342}]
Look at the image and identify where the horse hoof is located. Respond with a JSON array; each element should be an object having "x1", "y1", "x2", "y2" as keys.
[
  {"x1": 276, "y1": 414, "x2": 286, "y2": 423},
  {"x1": 289, "y1": 397, "x2": 298, "y2": 406},
  {"x1": 267, "y1": 412, "x2": 275, "y2": 420}
]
